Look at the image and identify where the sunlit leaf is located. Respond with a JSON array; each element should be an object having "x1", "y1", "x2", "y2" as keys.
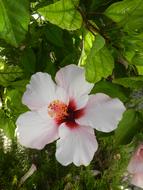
[
  {"x1": 105, "y1": 0, "x2": 143, "y2": 32},
  {"x1": 38, "y1": 0, "x2": 82, "y2": 30},
  {"x1": 132, "y1": 52, "x2": 143, "y2": 66},
  {"x1": 85, "y1": 35, "x2": 114, "y2": 83},
  {"x1": 79, "y1": 30, "x2": 95, "y2": 66},
  {"x1": 136, "y1": 65, "x2": 143, "y2": 75}
]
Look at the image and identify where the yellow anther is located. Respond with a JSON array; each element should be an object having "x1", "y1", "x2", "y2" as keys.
[{"x1": 48, "y1": 100, "x2": 68, "y2": 120}]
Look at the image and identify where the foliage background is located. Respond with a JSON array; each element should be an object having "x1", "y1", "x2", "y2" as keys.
[{"x1": 0, "y1": 0, "x2": 143, "y2": 189}]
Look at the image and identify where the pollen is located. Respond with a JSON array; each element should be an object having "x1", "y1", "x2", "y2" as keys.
[{"x1": 48, "y1": 100, "x2": 68, "y2": 121}]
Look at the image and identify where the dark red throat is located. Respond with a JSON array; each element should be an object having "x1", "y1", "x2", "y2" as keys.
[{"x1": 56, "y1": 99, "x2": 85, "y2": 128}]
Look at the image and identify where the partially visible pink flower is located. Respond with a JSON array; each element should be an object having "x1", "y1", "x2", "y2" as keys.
[
  {"x1": 127, "y1": 144, "x2": 143, "y2": 188},
  {"x1": 16, "y1": 64, "x2": 125, "y2": 166}
]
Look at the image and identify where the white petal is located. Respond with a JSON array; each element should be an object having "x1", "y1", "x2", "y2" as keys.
[
  {"x1": 76, "y1": 93, "x2": 126, "y2": 132},
  {"x1": 22, "y1": 72, "x2": 56, "y2": 110},
  {"x1": 55, "y1": 65, "x2": 93, "y2": 99},
  {"x1": 16, "y1": 111, "x2": 59, "y2": 149},
  {"x1": 55, "y1": 124, "x2": 98, "y2": 166},
  {"x1": 55, "y1": 86, "x2": 69, "y2": 105}
]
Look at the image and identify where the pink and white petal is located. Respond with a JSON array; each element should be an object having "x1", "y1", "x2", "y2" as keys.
[
  {"x1": 128, "y1": 145, "x2": 143, "y2": 173},
  {"x1": 55, "y1": 86, "x2": 69, "y2": 105},
  {"x1": 76, "y1": 93, "x2": 126, "y2": 133},
  {"x1": 55, "y1": 65, "x2": 94, "y2": 99},
  {"x1": 22, "y1": 72, "x2": 56, "y2": 110},
  {"x1": 128, "y1": 156, "x2": 143, "y2": 174},
  {"x1": 131, "y1": 173, "x2": 143, "y2": 188},
  {"x1": 16, "y1": 111, "x2": 59, "y2": 150},
  {"x1": 75, "y1": 95, "x2": 89, "y2": 110},
  {"x1": 55, "y1": 124, "x2": 98, "y2": 166}
]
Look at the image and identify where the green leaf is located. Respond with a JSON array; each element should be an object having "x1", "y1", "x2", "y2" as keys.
[
  {"x1": 122, "y1": 47, "x2": 143, "y2": 68},
  {"x1": 132, "y1": 52, "x2": 143, "y2": 66},
  {"x1": 10, "y1": 80, "x2": 28, "y2": 91},
  {"x1": 0, "y1": 62, "x2": 23, "y2": 87},
  {"x1": 6, "y1": 89, "x2": 28, "y2": 116},
  {"x1": 113, "y1": 76, "x2": 143, "y2": 89},
  {"x1": 85, "y1": 35, "x2": 114, "y2": 83},
  {"x1": 44, "y1": 60, "x2": 57, "y2": 77},
  {"x1": 122, "y1": 33, "x2": 143, "y2": 66},
  {"x1": 20, "y1": 48, "x2": 36, "y2": 73},
  {"x1": 38, "y1": 0, "x2": 82, "y2": 30},
  {"x1": 115, "y1": 109, "x2": 142, "y2": 145},
  {"x1": 0, "y1": 110, "x2": 15, "y2": 139},
  {"x1": 91, "y1": 80, "x2": 129, "y2": 102},
  {"x1": 136, "y1": 65, "x2": 143, "y2": 75},
  {"x1": 44, "y1": 24, "x2": 64, "y2": 47},
  {"x1": 104, "y1": 0, "x2": 143, "y2": 32},
  {"x1": 60, "y1": 52, "x2": 78, "y2": 66},
  {"x1": 0, "y1": 0, "x2": 30, "y2": 47}
]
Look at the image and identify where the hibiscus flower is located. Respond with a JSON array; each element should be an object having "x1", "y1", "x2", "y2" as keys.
[
  {"x1": 127, "y1": 144, "x2": 143, "y2": 188},
  {"x1": 16, "y1": 64, "x2": 125, "y2": 166}
]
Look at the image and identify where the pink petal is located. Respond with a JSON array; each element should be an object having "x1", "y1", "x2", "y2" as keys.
[
  {"x1": 131, "y1": 172, "x2": 143, "y2": 188},
  {"x1": 128, "y1": 144, "x2": 143, "y2": 174},
  {"x1": 76, "y1": 93, "x2": 125, "y2": 132},
  {"x1": 55, "y1": 124, "x2": 98, "y2": 166},
  {"x1": 16, "y1": 111, "x2": 59, "y2": 149},
  {"x1": 55, "y1": 65, "x2": 93, "y2": 99},
  {"x1": 22, "y1": 72, "x2": 57, "y2": 110}
]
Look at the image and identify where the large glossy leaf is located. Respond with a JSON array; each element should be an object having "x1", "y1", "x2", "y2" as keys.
[
  {"x1": 115, "y1": 109, "x2": 142, "y2": 145},
  {"x1": 85, "y1": 35, "x2": 114, "y2": 83},
  {"x1": 104, "y1": 0, "x2": 143, "y2": 32},
  {"x1": 0, "y1": 0, "x2": 30, "y2": 47},
  {"x1": 38, "y1": 0, "x2": 82, "y2": 30}
]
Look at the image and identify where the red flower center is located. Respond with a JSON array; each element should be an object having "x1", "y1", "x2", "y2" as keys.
[{"x1": 48, "y1": 99, "x2": 84, "y2": 128}]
